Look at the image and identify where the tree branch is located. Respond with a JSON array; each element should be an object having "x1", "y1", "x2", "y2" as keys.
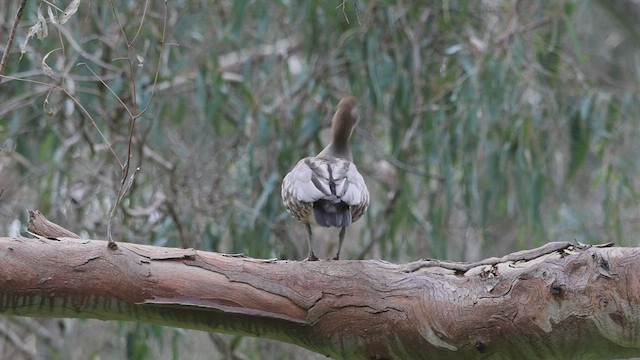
[
  {"x1": 27, "y1": 210, "x2": 81, "y2": 239},
  {"x1": 1, "y1": 236, "x2": 640, "y2": 359},
  {"x1": 0, "y1": 0, "x2": 28, "y2": 81}
]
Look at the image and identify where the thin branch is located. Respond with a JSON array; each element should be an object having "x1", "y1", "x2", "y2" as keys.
[
  {"x1": 107, "y1": 166, "x2": 140, "y2": 247},
  {"x1": 0, "y1": 74, "x2": 123, "y2": 168},
  {"x1": 139, "y1": 0, "x2": 169, "y2": 116},
  {"x1": 77, "y1": 63, "x2": 134, "y2": 119},
  {"x1": 338, "y1": 0, "x2": 349, "y2": 24},
  {"x1": 0, "y1": 0, "x2": 29, "y2": 81},
  {"x1": 129, "y1": 0, "x2": 150, "y2": 46},
  {"x1": 105, "y1": 1, "x2": 169, "y2": 247}
]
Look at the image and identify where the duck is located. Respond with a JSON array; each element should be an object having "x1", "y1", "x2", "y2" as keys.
[{"x1": 281, "y1": 96, "x2": 369, "y2": 260}]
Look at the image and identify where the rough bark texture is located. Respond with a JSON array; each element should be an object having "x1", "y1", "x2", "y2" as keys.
[
  {"x1": 1, "y1": 236, "x2": 640, "y2": 359},
  {"x1": 27, "y1": 210, "x2": 81, "y2": 239}
]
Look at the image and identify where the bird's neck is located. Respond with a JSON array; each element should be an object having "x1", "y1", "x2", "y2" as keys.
[
  {"x1": 318, "y1": 142, "x2": 352, "y2": 161},
  {"x1": 318, "y1": 104, "x2": 355, "y2": 161},
  {"x1": 332, "y1": 114, "x2": 353, "y2": 149}
]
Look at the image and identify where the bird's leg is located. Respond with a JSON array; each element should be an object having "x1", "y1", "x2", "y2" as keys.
[
  {"x1": 305, "y1": 224, "x2": 318, "y2": 261},
  {"x1": 332, "y1": 226, "x2": 347, "y2": 260}
]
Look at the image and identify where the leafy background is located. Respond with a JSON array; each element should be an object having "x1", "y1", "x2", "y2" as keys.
[{"x1": 2, "y1": 0, "x2": 640, "y2": 358}]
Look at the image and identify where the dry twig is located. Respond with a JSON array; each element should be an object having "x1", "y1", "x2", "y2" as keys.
[
  {"x1": 27, "y1": 210, "x2": 81, "y2": 239},
  {"x1": 0, "y1": 0, "x2": 28, "y2": 81}
]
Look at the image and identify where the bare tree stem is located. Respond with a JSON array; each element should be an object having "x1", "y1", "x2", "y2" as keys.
[{"x1": 0, "y1": 0, "x2": 28, "y2": 81}]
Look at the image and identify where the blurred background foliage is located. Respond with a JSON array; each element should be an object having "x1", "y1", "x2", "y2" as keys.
[{"x1": 2, "y1": 0, "x2": 640, "y2": 358}]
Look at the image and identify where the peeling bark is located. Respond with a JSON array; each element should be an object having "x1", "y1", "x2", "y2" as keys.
[
  {"x1": 1, "y1": 236, "x2": 640, "y2": 359},
  {"x1": 27, "y1": 210, "x2": 81, "y2": 239}
]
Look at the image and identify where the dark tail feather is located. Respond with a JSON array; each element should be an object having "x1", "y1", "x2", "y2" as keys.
[{"x1": 313, "y1": 200, "x2": 351, "y2": 227}]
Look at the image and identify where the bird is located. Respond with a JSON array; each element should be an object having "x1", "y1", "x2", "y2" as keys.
[{"x1": 281, "y1": 96, "x2": 369, "y2": 260}]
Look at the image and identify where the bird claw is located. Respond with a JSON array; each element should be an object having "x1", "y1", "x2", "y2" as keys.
[{"x1": 305, "y1": 254, "x2": 319, "y2": 261}]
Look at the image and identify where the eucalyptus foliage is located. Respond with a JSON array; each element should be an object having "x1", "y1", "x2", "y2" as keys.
[{"x1": 1, "y1": 1, "x2": 640, "y2": 358}]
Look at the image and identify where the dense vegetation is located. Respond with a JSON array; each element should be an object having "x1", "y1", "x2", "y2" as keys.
[{"x1": 1, "y1": 1, "x2": 640, "y2": 358}]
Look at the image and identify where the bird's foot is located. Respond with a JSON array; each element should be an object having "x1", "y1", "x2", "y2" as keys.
[
  {"x1": 331, "y1": 254, "x2": 340, "y2": 260},
  {"x1": 305, "y1": 254, "x2": 319, "y2": 261}
]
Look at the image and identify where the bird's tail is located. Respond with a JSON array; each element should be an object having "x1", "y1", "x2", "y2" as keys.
[{"x1": 313, "y1": 200, "x2": 351, "y2": 227}]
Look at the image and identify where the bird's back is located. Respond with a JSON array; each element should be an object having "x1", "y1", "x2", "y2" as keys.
[{"x1": 281, "y1": 156, "x2": 369, "y2": 227}]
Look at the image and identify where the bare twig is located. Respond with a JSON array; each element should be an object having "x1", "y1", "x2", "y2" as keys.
[
  {"x1": 77, "y1": 63, "x2": 135, "y2": 119},
  {"x1": 139, "y1": 0, "x2": 170, "y2": 116},
  {"x1": 129, "y1": 0, "x2": 150, "y2": 46},
  {"x1": 107, "y1": 166, "x2": 140, "y2": 248},
  {"x1": 0, "y1": 74, "x2": 123, "y2": 168},
  {"x1": 0, "y1": 0, "x2": 29, "y2": 81},
  {"x1": 338, "y1": 0, "x2": 350, "y2": 24},
  {"x1": 107, "y1": 0, "x2": 141, "y2": 182},
  {"x1": 105, "y1": 1, "x2": 169, "y2": 248},
  {"x1": 336, "y1": 0, "x2": 361, "y2": 25}
]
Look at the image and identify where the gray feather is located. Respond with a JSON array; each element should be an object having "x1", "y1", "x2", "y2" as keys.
[{"x1": 313, "y1": 200, "x2": 352, "y2": 227}]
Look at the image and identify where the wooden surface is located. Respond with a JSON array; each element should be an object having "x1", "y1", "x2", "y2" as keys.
[{"x1": 1, "y1": 236, "x2": 640, "y2": 359}]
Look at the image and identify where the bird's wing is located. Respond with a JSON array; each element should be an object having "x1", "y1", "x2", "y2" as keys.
[
  {"x1": 331, "y1": 161, "x2": 369, "y2": 205},
  {"x1": 282, "y1": 157, "x2": 370, "y2": 224},
  {"x1": 284, "y1": 158, "x2": 369, "y2": 203},
  {"x1": 331, "y1": 161, "x2": 369, "y2": 222},
  {"x1": 282, "y1": 158, "x2": 330, "y2": 204}
]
